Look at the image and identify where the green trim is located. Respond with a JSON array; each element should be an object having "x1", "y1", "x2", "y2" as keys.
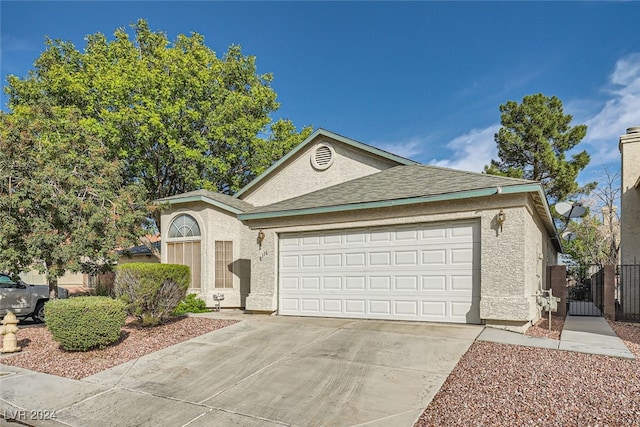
[
  {"x1": 233, "y1": 128, "x2": 419, "y2": 199},
  {"x1": 239, "y1": 184, "x2": 538, "y2": 220},
  {"x1": 238, "y1": 181, "x2": 562, "y2": 252},
  {"x1": 154, "y1": 195, "x2": 244, "y2": 215}
]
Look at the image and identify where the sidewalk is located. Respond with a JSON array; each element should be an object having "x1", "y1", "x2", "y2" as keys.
[{"x1": 477, "y1": 315, "x2": 635, "y2": 360}]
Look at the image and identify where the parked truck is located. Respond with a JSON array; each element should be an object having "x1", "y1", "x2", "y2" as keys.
[{"x1": 0, "y1": 273, "x2": 68, "y2": 322}]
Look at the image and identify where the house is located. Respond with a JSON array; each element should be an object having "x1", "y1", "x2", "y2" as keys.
[
  {"x1": 19, "y1": 238, "x2": 161, "y2": 293},
  {"x1": 117, "y1": 241, "x2": 161, "y2": 265},
  {"x1": 619, "y1": 126, "x2": 640, "y2": 265},
  {"x1": 157, "y1": 129, "x2": 560, "y2": 332}
]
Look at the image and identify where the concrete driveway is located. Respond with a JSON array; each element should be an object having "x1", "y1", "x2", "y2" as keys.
[{"x1": 1, "y1": 315, "x2": 482, "y2": 426}]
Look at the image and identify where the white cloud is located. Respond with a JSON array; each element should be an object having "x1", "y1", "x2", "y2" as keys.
[
  {"x1": 584, "y1": 53, "x2": 640, "y2": 149},
  {"x1": 372, "y1": 135, "x2": 431, "y2": 160},
  {"x1": 429, "y1": 125, "x2": 499, "y2": 173}
]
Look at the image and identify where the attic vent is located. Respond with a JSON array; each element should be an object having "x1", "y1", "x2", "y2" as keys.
[{"x1": 311, "y1": 143, "x2": 335, "y2": 170}]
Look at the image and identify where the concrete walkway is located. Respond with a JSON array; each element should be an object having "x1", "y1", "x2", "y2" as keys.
[
  {"x1": 477, "y1": 315, "x2": 635, "y2": 360},
  {"x1": 0, "y1": 315, "x2": 482, "y2": 427}
]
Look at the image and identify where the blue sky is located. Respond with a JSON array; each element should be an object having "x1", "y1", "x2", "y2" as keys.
[{"x1": 2, "y1": 1, "x2": 640, "y2": 190}]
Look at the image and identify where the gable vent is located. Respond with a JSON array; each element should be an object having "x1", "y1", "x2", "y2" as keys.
[{"x1": 311, "y1": 143, "x2": 335, "y2": 170}]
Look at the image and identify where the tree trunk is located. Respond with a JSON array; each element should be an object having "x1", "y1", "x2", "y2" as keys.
[{"x1": 45, "y1": 261, "x2": 59, "y2": 299}]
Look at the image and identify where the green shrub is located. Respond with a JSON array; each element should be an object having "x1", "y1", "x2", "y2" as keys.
[
  {"x1": 45, "y1": 296, "x2": 126, "y2": 351},
  {"x1": 173, "y1": 293, "x2": 209, "y2": 315},
  {"x1": 114, "y1": 263, "x2": 190, "y2": 326}
]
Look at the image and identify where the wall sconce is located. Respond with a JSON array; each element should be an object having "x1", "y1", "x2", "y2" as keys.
[
  {"x1": 257, "y1": 230, "x2": 266, "y2": 247},
  {"x1": 497, "y1": 209, "x2": 506, "y2": 232}
]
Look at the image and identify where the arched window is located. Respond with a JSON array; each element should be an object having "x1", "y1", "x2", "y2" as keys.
[
  {"x1": 168, "y1": 214, "x2": 201, "y2": 238},
  {"x1": 166, "y1": 214, "x2": 201, "y2": 289}
]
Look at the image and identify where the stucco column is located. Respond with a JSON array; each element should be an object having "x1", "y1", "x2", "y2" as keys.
[
  {"x1": 603, "y1": 265, "x2": 616, "y2": 320},
  {"x1": 619, "y1": 127, "x2": 640, "y2": 265},
  {"x1": 547, "y1": 265, "x2": 567, "y2": 317},
  {"x1": 244, "y1": 229, "x2": 278, "y2": 312}
]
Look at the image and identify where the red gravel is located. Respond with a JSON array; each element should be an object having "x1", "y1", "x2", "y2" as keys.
[
  {"x1": 525, "y1": 314, "x2": 565, "y2": 340},
  {"x1": 1, "y1": 317, "x2": 236, "y2": 380},
  {"x1": 416, "y1": 320, "x2": 640, "y2": 427}
]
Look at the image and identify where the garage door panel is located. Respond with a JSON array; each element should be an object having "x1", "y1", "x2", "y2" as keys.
[
  {"x1": 450, "y1": 248, "x2": 473, "y2": 264},
  {"x1": 279, "y1": 221, "x2": 480, "y2": 324},
  {"x1": 301, "y1": 299, "x2": 321, "y2": 312},
  {"x1": 395, "y1": 250, "x2": 418, "y2": 265},
  {"x1": 422, "y1": 249, "x2": 447, "y2": 265},
  {"x1": 369, "y1": 300, "x2": 391, "y2": 315},
  {"x1": 322, "y1": 253, "x2": 342, "y2": 267},
  {"x1": 369, "y1": 230, "x2": 392, "y2": 243},
  {"x1": 451, "y1": 275, "x2": 473, "y2": 291},
  {"x1": 345, "y1": 299, "x2": 366, "y2": 314},
  {"x1": 281, "y1": 255, "x2": 299, "y2": 269},
  {"x1": 422, "y1": 300, "x2": 447, "y2": 317},
  {"x1": 421, "y1": 275, "x2": 447, "y2": 291},
  {"x1": 395, "y1": 276, "x2": 418, "y2": 290},
  {"x1": 345, "y1": 252, "x2": 366, "y2": 267},
  {"x1": 395, "y1": 300, "x2": 419, "y2": 316},
  {"x1": 322, "y1": 277, "x2": 342, "y2": 290},
  {"x1": 323, "y1": 299, "x2": 342, "y2": 312},
  {"x1": 370, "y1": 276, "x2": 391, "y2": 290},
  {"x1": 395, "y1": 229, "x2": 419, "y2": 241},
  {"x1": 281, "y1": 277, "x2": 299, "y2": 290},
  {"x1": 369, "y1": 251, "x2": 391, "y2": 266},
  {"x1": 345, "y1": 276, "x2": 365, "y2": 290}
]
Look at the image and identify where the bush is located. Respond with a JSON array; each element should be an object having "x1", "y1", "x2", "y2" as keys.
[
  {"x1": 173, "y1": 293, "x2": 209, "y2": 315},
  {"x1": 114, "y1": 263, "x2": 190, "y2": 326},
  {"x1": 45, "y1": 296, "x2": 127, "y2": 351}
]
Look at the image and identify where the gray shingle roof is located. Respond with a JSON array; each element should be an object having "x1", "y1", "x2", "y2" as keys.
[
  {"x1": 243, "y1": 165, "x2": 539, "y2": 215},
  {"x1": 119, "y1": 241, "x2": 161, "y2": 256},
  {"x1": 156, "y1": 189, "x2": 253, "y2": 213}
]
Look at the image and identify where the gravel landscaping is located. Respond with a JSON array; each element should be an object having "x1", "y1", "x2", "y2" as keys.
[
  {"x1": 1, "y1": 316, "x2": 237, "y2": 379},
  {"x1": 415, "y1": 319, "x2": 640, "y2": 427},
  {"x1": 3, "y1": 313, "x2": 639, "y2": 426}
]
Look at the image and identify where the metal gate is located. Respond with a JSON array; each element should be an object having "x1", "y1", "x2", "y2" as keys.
[
  {"x1": 616, "y1": 264, "x2": 640, "y2": 322},
  {"x1": 567, "y1": 265, "x2": 604, "y2": 316}
]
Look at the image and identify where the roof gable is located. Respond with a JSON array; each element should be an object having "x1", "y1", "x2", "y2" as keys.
[
  {"x1": 234, "y1": 129, "x2": 418, "y2": 202},
  {"x1": 155, "y1": 189, "x2": 253, "y2": 214}
]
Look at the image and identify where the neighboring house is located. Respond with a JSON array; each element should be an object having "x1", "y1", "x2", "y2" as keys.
[
  {"x1": 157, "y1": 129, "x2": 560, "y2": 332},
  {"x1": 19, "y1": 239, "x2": 161, "y2": 292},
  {"x1": 117, "y1": 241, "x2": 162, "y2": 265},
  {"x1": 619, "y1": 126, "x2": 640, "y2": 265}
]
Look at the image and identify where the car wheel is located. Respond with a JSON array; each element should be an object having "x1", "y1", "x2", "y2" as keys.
[{"x1": 33, "y1": 301, "x2": 46, "y2": 323}]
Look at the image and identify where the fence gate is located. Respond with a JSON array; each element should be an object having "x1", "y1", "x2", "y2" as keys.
[
  {"x1": 567, "y1": 264, "x2": 604, "y2": 316},
  {"x1": 617, "y1": 265, "x2": 640, "y2": 322}
]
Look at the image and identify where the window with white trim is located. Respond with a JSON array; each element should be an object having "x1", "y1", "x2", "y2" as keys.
[{"x1": 167, "y1": 214, "x2": 202, "y2": 289}]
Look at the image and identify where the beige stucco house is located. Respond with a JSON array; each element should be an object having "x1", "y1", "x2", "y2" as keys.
[
  {"x1": 620, "y1": 126, "x2": 640, "y2": 265},
  {"x1": 157, "y1": 129, "x2": 560, "y2": 332}
]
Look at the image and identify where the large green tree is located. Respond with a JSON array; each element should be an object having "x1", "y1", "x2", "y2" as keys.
[
  {"x1": 6, "y1": 19, "x2": 311, "y2": 201},
  {"x1": 0, "y1": 105, "x2": 148, "y2": 297},
  {"x1": 484, "y1": 93, "x2": 592, "y2": 204}
]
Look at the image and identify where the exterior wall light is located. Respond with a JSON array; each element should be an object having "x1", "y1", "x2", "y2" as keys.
[
  {"x1": 497, "y1": 209, "x2": 506, "y2": 232},
  {"x1": 257, "y1": 230, "x2": 266, "y2": 247}
]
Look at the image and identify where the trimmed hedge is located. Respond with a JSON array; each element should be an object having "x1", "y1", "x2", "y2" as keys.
[
  {"x1": 173, "y1": 293, "x2": 209, "y2": 315},
  {"x1": 114, "y1": 263, "x2": 190, "y2": 326},
  {"x1": 45, "y1": 296, "x2": 126, "y2": 351}
]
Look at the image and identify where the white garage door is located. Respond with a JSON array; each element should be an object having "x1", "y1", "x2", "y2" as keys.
[{"x1": 278, "y1": 221, "x2": 480, "y2": 324}]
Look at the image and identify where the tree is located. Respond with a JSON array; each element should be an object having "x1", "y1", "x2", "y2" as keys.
[
  {"x1": 562, "y1": 165, "x2": 620, "y2": 269},
  {"x1": 484, "y1": 93, "x2": 593, "y2": 204},
  {"x1": 5, "y1": 19, "x2": 311, "y2": 201},
  {"x1": 0, "y1": 105, "x2": 148, "y2": 298}
]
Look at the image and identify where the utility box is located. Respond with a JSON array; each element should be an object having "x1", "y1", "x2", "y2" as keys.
[{"x1": 537, "y1": 289, "x2": 560, "y2": 313}]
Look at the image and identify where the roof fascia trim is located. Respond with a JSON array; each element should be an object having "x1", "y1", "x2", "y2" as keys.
[
  {"x1": 239, "y1": 184, "x2": 544, "y2": 221},
  {"x1": 154, "y1": 195, "x2": 243, "y2": 215}
]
